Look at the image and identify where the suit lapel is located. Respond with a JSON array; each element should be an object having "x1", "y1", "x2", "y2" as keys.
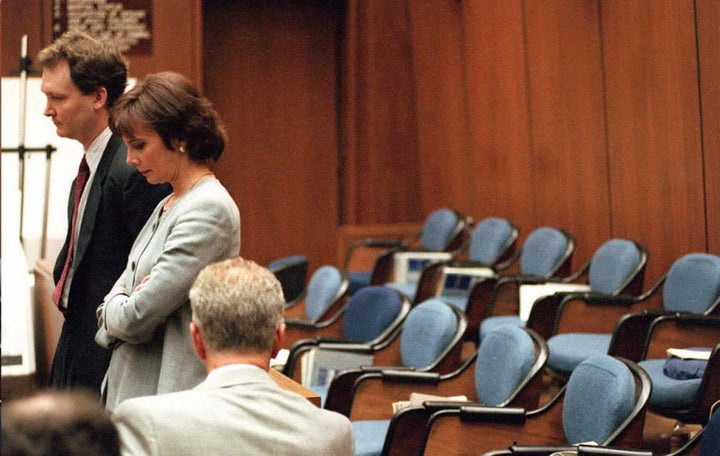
[{"x1": 74, "y1": 135, "x2": 123, "y2": 263}]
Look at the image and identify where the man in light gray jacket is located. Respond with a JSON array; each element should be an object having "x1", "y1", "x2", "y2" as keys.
[{"x1": 112, "y1": 257, "x2": 354, "y2": 456}]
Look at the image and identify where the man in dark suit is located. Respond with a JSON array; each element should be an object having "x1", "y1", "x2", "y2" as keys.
[{"x1": 37, "y1": 31, "x2": 170, "y2": 393}]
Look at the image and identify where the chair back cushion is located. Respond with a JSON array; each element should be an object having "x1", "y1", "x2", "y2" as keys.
[
  {"x1": 474, "y1": 325, "x2": 536, "y2": 405},
  {"x1": 266, "y1": 255, "x2": 308, "y2": 303},
  {"x1": 663, "y1": 253, "x2": 720, "y2": 314},
  {"x1": 468, "y1": 217, "x2": 516, "y2": 265},
  {"x1": 400, "y1": 299, "x2": 458, "y2": 369},
  {"x1": 421, "y1": 209, "x2": 462, "y2": 251},
  {"x1": 563, "y1": 355, "x2": 635, "y2": 445},
  {"x1": 305, "y1": 265, "x2": 343, "y2": 322},
  {"x1": 342, "y1": 287, "x2": 404, "y2": 342},
  {"x1": 520, "y1": 227, "x2": 571, "y2": 277},
  {"x1": 588, "y1": 240, "x2": 643, "y2": 294}
]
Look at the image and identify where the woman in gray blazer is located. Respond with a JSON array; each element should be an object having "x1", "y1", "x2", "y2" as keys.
[{"x1": 96, "y1": 72, "x2": 241, "y2": 411}]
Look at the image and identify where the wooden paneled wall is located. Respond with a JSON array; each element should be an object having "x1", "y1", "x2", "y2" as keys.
[
  {"x1": 4, "y1": 0, "x2": 718, "y2": 282},
  {"x1": 202, "y1": 0, "x2": 342, "y2": 270},
  {"x1": 341, "y1": 0, "x2": 719, "y2": 283},
  {"x1": 1, "y1": 0, "x2": 203, "y2": 86}
]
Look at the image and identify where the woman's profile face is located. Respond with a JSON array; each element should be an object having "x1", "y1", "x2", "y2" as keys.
[{"x1": 123, "y1": 123, "x2": 180, "y2": 185}]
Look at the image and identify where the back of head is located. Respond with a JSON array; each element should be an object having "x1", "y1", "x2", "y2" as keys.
[
  {"x1": 36, "y1": 30, "x2": 128, "y2": 108},
  {"x1": 189, "y1": 257, "x2": 284, "y2": 354},
  {"x1": 109, "y1": 71, "x2": 227, "y2": 162},
  {"x1": 1, "y1": 390, "x2": 120, "y2": 456}
]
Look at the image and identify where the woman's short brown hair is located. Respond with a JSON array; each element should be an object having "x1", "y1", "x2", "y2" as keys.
[{"x1": 110, "y1": 71, "x2": 227, "y2": 162}]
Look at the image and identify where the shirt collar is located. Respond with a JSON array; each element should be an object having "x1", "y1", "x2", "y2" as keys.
[{"x1": 85, "y1": 127, "x2": 112, "y2": 174}]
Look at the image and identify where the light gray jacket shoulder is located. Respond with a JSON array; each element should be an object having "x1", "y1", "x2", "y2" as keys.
[{"x1": 113, "y1": 366, "x2": 354, "y2": 456}]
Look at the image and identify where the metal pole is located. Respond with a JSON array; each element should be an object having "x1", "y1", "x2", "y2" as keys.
[
  {"x1": 18, "y1": 35, "x2": 29, "y2": 244},
  {"x1": 41, "y1": 145, "x2": 54, "y2": 259}
]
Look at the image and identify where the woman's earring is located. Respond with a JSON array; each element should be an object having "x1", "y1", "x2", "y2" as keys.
[{"x1": 179, "y1": 145, "x2": 186, "y2": 153}]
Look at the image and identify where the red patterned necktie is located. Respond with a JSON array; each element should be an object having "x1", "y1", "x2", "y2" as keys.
[{"x1": 52, "y1": 156, "x2": 90, "y2": 307}]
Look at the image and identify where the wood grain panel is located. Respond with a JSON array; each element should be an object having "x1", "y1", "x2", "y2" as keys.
[
  {"x1": 524, "y1": 0, "x2": 610, "y2": 265},
  {"x1": 125, "y1": 0, "x2": 203, "y2": 87},
  {"x1": 461, "y1": 1, "x2": 534, "y2": 233},
  {"x1": 0, "y1": 0, "x2": 202, "y2": 85},
  {"x1": 697, "y1": 0, "x2": 720, "y2": 254},
  {"x1": 601, "y1": 0, "x2": 706, "y2": 283},
  {"x1": 203, "y1": 0, "x2": 341, "y2": 270},
  {"x1": 407, "y1": 1, "x2": 472, "y2": 217},
  {"x1": 340, "y1": 0, "x2": 422, "y2": 224},
  {"x1": 1, "y1": 0, "x2": 44, "y2": 77}
]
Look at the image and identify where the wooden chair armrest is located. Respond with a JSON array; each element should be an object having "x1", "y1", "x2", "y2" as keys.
[
  {"x1": 508, "y1": 445, "x2": 579, "y2": 456},
  {"x1": 608, "y1": 310, "x2": 665, "y2": 361},
  {"x1": 324, "y1": 369, "x2": 367, "y2": 416},
  {"x1": 577, "y1": 445, "x2": 653, "y2": 456},
  {"x1": 525, "y1": 294, "x2": 565, "y2": 340},
  {"x1": 317, "y1": 342, "x2": 374, "y2": 353},
  {"x1": 284, "y1": 318, "x2": 318, "y2": 329},
  {"x1": 381, "y1": 369, "x2": 441, "y2": 382},
  {"x1": 383, "y1": 406, "x2": 434, "y2": 456},
  {"x1": 459, "y1": 405, "x2": 527, "y2": 423}
]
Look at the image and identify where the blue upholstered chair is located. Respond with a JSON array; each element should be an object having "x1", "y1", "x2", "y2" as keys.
[
  {"x1": 281, "y1": 286, "x2": 411, "y2": 383},
  {"x1": 281, "y1": 265, "x2": 350, "y2": 350},
  {"x1": 514, "y1": 401, "x2": 720, "y2": 456},
  {"x1": 547, "y1": 252, "x2": 719, "y2": 377},
  {"x1": 458, "y1": 226, "x2": 574, "y2": 341},
  {"x1": 344, "y1": 208, "x2": 470, "y2": 295},
  {"x1": 420, "y1": 355, "x2": 651, "y2": 456},
  {"x1": 307, "y1": 298, "x2": 467, "y2": 409},
  {"x1": 385, "y1": 216, "x2": 519, "y2": 306},
  {"x1": 266, "y1": 254, "x2": 308, "y2": 307},
  {"x1": 331, "y1": 325, "x2": 548, "y2": 456},
  {"x1": 482, "y1": 238, "x2": 647, "y2": 345}
]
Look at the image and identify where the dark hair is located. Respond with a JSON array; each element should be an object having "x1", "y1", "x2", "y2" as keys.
[
  {"x1": 1, "y1": 390, "x2": 120, "y2": 456},
  {"x1": 109, "y1": 71, "x2": 226, "y2": 162},
  {"x1": 36, "y1": 31, "x2": 128, "y2": 109}
]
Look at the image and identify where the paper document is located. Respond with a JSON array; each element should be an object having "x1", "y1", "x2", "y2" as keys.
[
  {"x1": 518, "y1": 282, "x2": 591, "y2": 321},
  {"x1": 392, "y1": 392, "x2": 468, "y2": 414},
  {"x1": 666, "y1": 348, "x2": 711, "y2": 360}
]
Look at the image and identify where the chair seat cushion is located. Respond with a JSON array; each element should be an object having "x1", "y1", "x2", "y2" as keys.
[
  {"x1": 547, "y1": 333, "x2": 613, "y2": 374},
  {"x1": 352, "y1": 419, "x2": 391, "y2": 456},
  {"x1": 639, "y1": 359, "x2": 702, "y2": 408},
  {"x1": 479, "y1": 315, "x2": 525, "y2": 340},
  {"x1": 384, "y1": 282, "x2": 417, "y2": 302},
  {"x1": 348, "y1": 271, "x2": 372, "y2": 295}
]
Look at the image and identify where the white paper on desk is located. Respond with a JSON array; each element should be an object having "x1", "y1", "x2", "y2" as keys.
[
  {"x1": 666, "y1": 348, "x2": 711, "y2": 360},
  {"x1": 518, "y1": 283, "x2": 592, "y2": 321},
  {"x1": 301, "y1": 348, "x2": 374, "y2": 388},
  {"x1": 392, "y1": 251, "x2": 453, "y2": 284}
]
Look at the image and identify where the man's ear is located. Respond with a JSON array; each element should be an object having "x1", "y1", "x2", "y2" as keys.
[
  {"x1": 271, "y1": 322, "x2": 286, "y2": 359},
  {"x1": 190, "y1": 322, "x2": 207, "y2": 362},
  {"x1": 93, "y1": 87, "x2": 109, "y2": 110}
]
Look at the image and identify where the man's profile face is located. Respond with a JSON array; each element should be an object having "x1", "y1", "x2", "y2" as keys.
[{"x1": 41, "y1": 59, "x2": 99, "y2": 146}]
